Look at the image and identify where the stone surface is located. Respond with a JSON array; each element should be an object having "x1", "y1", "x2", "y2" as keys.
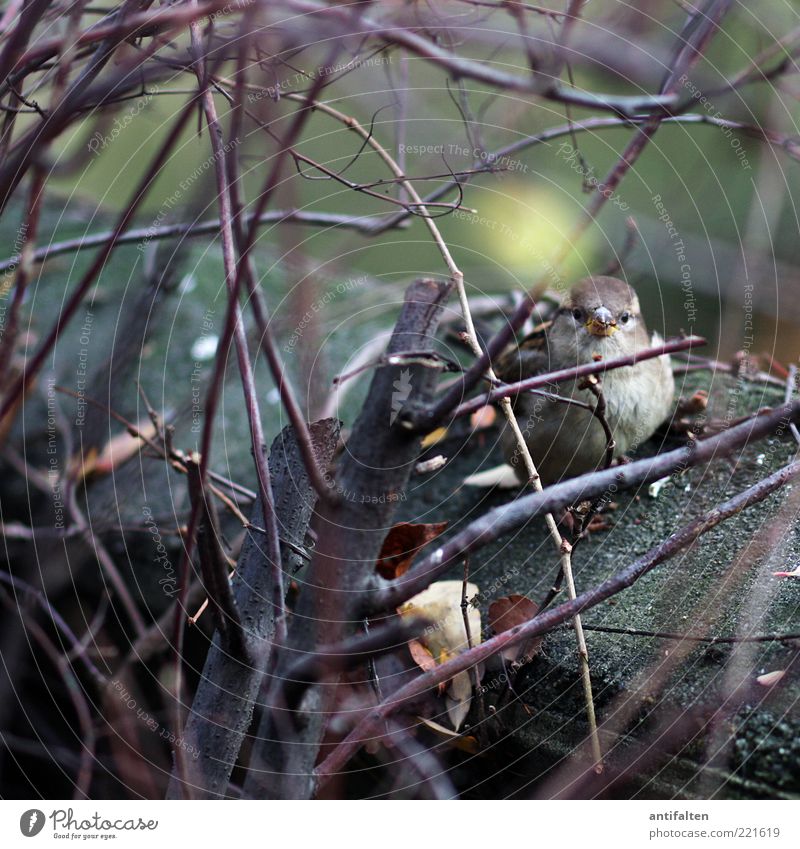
[{"x1": 395, "y1": 371, "x2": 800, "y2": 799}]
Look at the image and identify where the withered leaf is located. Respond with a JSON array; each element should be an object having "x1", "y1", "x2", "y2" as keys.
[
  {"x1": 489, "y1": 594, "x2": 539, "y2": 633},
  {"x1": 70, "y1": 418, "x2": 159, "y2": 481},
  {"x1": 408, "y1": 639, "x2": 437, "y2": 674},
  {"x1": 418, "y1": 716, "x2": 479, "y2": 753},
  {"x1": 377, "y1": 521, "x2": 448, "y2": 579},
  {"x1": 489, "y1": 594, "x2": 542, "y2": 663},
  {"x1": 464, "y1": 463, "x2": 519, "y2": 489},
  {"x1": 400, "y1": 581, "x2": 483, "y2": 727},
  {"x1": 756, "y1": 670, "x2": 785, "y2": 687},
  {"x1": 399, "y1": 580, "x2": 481, "y2": 662},
  {"x1": 408, "y1": 638, "x2": 446, "y2": 695},
  {"x1": 446, "y1": 670, "x2": 474, "y2": 731},
  {"x1": 470, "y1": 404, "x2": 496, "y2": 430}
]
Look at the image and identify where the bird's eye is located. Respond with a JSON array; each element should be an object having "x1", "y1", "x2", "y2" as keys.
[
  {"x1": 620, "y1": 311, "x2": 631, "y2": 324},
  {"x1": 572, "y1": 308, "x2": 583, "y2": 321}
]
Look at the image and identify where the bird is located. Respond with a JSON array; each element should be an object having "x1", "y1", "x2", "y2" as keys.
[{"x1": 496, "y1": 275, "x2": 675, "y2": 485}]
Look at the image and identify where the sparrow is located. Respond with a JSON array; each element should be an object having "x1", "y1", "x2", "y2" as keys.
[{"x1": 496, "y1": 276, "x2": 675, "y2": 485}]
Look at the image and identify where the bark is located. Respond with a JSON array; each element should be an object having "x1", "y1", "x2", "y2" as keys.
[
  {"x1": 166, "y1": 418, "x2": 340, "y2": 799},
  {"x1": 243, "y1": 277, "x2": 449, "y2": 799}
]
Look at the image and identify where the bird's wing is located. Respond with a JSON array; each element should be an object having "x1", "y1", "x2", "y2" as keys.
[{"x1": 494, "y1": 320, "x2": 553, "y2": 385}]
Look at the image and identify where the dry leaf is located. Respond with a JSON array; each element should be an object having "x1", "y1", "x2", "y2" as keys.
[
  {"x1": 72, "y1": 419, "x2": 159, "y2": 480},
  {"x1": 756, "y1": 670, "x2": 786, "y2": 687},
  {"x1": 421, "y1": 426, "x2": 448, "y2": 448},
  {"x1": 400, "y1": 580, "x2": 482, "y2": 730},
  {"x1": 417, "y1": 716, "x2": 479, "y2": 753},
  {"x1": 400, "y1": 580, "x2": 481, "y2": 662},
  {"x1": 446, "y1": 670, "x2": 474, "y2": 731},
  {"x1": 489, "y1": 594, "x2": 538, "y2": 632},
  {"x1": 376, "y1": 521, "x2": 448, "y2": 580},
  {"x1": 470, "y1": 405, "x2": 496, "y2": 430},
  {"x1": 408, "y1": 639, "x2": 438, "y2": 673},
  {"x1": 464, "y1": 463, "x2": 519, "y2": 489},
  {"x1": 489, "y1": 594, "x2": 542, "y2": 663}
]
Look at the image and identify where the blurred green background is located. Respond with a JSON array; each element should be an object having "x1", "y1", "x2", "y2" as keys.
[{"x1": 3, "y1": 0, "x2": 799, "y2": 479}]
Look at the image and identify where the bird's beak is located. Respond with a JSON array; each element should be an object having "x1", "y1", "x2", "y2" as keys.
[{"x1": 585, "y1": 305, "x2": 617, "y2": 337}]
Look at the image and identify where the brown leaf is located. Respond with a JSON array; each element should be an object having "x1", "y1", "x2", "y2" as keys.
[
  {"x1": 470, "y1": 404, "x2": 496, "y2": 430},
  {"x1": 376, "y1": 521, "x2": 448, "y2": 579},
  {"x1": 71, "y1": 419, "x2": 158, "y2": 481},
  {"x1": 489, "y1": 594, "x2": 539, "y2": 633},
  {"x1": 488, "y1": 594, "x2": 542, "y2": 663},
  {"x1": 408, "y1": 639, "x2": 437, "y2": 673},
  {"x1": 408, "y1": 639, "x2": 444, "y2": 694}
]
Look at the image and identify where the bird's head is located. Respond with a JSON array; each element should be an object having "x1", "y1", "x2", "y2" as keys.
[{"x1": 553, "y1": 276, "x2": 644, "y2": 359}]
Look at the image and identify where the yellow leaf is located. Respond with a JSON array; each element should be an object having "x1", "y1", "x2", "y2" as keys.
[{"x1": 421, "y1": 426, "x2": 448, "y2": 448}]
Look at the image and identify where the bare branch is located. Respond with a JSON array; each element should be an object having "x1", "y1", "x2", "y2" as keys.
[{"x1": 317, "y1": 456, "x2": 800, "y2": 787}]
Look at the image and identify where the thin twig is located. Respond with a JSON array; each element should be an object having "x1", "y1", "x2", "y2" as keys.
[
  {"x1": 576, "y1": 623, "x2": 800, "y2": 644},
  {"x1": 376, "y1": 401, "x2": 800, "y2": 610},
  {"x1": 434, "y1": 335, "x2": 706, "y2": 428},
  {"x1": 0, "y1": 210, "x2": 394, "y2": 276},
  {"x1": 1, "y1": 592, "x2": 97, "y2": 798},
  {"x1": 383, "y1": 721, "x2": 458, "y2": 800},
  {"x1": 460, "y1": 557, "x2": 484, "y2": 726},
  {"x1": 315, "y1": 457, "x2": 800, "y2": 787},
  {"x1": 0, "y1": 93, "x2": 201, "y2": 426}
]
